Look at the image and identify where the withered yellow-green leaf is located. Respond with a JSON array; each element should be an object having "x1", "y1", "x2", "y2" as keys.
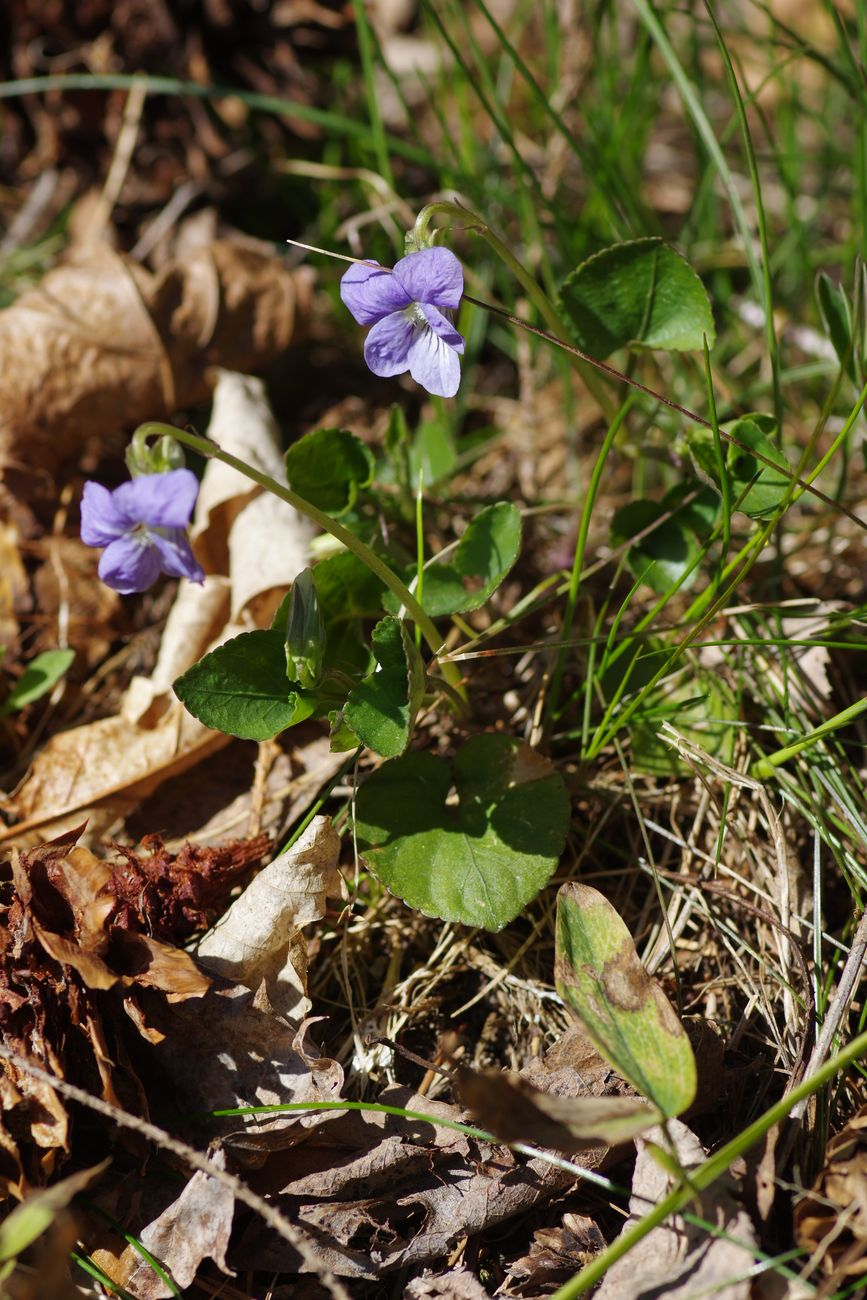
[
  {"x1": 555, "y1": 882, "x2": 696, "y2": 1118},
  {"x1": 456, "y1": 1066, "x2": 660, "y2": 1153}
]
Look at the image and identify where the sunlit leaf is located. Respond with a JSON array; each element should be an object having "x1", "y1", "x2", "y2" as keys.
[
  {"x1": 555, "y1": 882, "x2": 696, "y2": 1117},
  {"x1": 355, "y1": 735, "x2": 570, "y2": 929},
  {"x1": 559, "y1": 238, "x2": 715, "y2": 358}
]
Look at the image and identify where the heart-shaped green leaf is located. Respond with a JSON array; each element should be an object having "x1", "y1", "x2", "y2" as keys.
[
  {"x1": 355, "y1": 734, "x2": 570, "y2": 930},
  {"x1": 611, "y1": 483, "x2": 719, "y2": 594},
  {"x1": 559, "y1": 237, "x2": 715, "y2": 359},
  {"x1": 555, "y1": 882, "x2": 696, "y2": 1117},
  {"x1": 285, "y1": 426, "x2": 375, "y2": 515},
  {"x1": 174, "y1": 630, "x2": 315, "y2": 740},
  {"x1": 688, "y1": 415, "x2": 790, "y2": 519},
  {"x1": 384, "y1": 502, "x2": 522, "y2": 618},
  {"x1": 344, "y1": 617, "x2": 426, "y2": 757}
]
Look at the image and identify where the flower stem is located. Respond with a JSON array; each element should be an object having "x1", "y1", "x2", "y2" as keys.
[{"x1": 137, "y1": 423, "x2": 466, "y2": 699}]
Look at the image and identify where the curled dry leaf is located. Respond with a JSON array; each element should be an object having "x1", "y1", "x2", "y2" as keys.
[
  {"x1": 196, "y1": 815, "x2": 341, "y2": 1023},
  {"x1": 118, "y1": 1150, "x2": 235, "y2": 1300},
  {"x1": 795, "y1": 1104, "x2": 867, "y2": 1277},
  {"x1": 0, "y1": 833, "x2": 212, "y2": 1197},
  {"x1": 455, "y1": 1064, "x2": 658, "y2": 1153},
  {"x1": 501, "y1": 1213, "x2": 607, "y2": 1296},
  {"x1": 192, "y1": 369, "x2": 315, "y2": 624},
  {"x1": 595, "y1": 1119, "x2": 758, "y2": 1300},
  {"x1": 0, "y1": 242, "x2": 308, "y2": 503},
  {"x1": 404, "y1": 1270, "x2": 490, "y2": 1299}
]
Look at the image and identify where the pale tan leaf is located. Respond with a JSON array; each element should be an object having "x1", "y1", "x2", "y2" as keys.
[
  {"x1": 191, "y1": 369, "x2": 292, "y2": 566},
  {"x1": 0, "y1": 241, "x2": 306, "y2": 499},
  {"x1": 196, "y1": 816, "x2": 340, "y2": 1022},
  {"x1": 229, "y1": 488, "x2": 314, "y2": 626},
  {"x1": 3, "y1": 709, "x2": 227, "y2": 848},
  {"x1": 595, "y1": 1120, "x2": 758, "y2": 1300},
  {"x1": 121, "y1": 1151, "x2": 234, "y2": 1300}
]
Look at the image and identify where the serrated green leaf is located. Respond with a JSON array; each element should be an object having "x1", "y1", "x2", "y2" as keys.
[
  {"x1": 611, "y1": 483, "x2": 719, "y2": 594},
  {"x1": 559, "y1": 237, "x2": 715, "y2": 359},
  {"x1": 354, "y1": 735, "x2": 570, "y2": 929},
  {"x1": 555, "y1": 882, "x2": 696, "y2": 1117},
  {"x1": 689, "y1": 415, "x2": 790, "y2": 519},
  {"x1": 174, "y1": 630, "x2": 315, "y2": 740},
  {"x1": 384, "y1": 502, "x2": 522, "y2": 617},
  {"x1": 344, "y1": 617, "x2": 426, "y2": 757},
  {"x1": 285, "y1": 427, "x2": 375, "y2": 515},
  {"x1": 0, "y1": 648, "x2": 75, "y2": 717}
]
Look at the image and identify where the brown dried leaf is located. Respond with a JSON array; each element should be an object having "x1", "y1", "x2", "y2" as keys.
[
  {"x1": 595, "y1": 1120, "x2": 758, "y2": 1300},
  {"x1": 236, "y1": 1085, "x2": 595, "y2": 1278},
  {"x1": 196, "y1": 815, "x2": 340, "y2": 1023},
  {"x1": 29, "y1": 535, "x2": 121, "y2": 670},
  {"x1": 501, "y1": 1213, "x2": 607, "y2": 1296},
  {"x1": 119, "y1": 1151, "x2": 235, "y2": 1300},
  {"x1": 130, "y1": 987, "x2": 343, "y2": 1149},
  {"x1": 109, "y1": 931, "x2": 211, "y2": 999},
  {"x1": 0, "y1": 241, "x2": 306, "y2": 501},
  {"x1": 405, "y1": 1270, "x2": 490, "y2": 1299},
  {"x1": 456, "y1": 1065, "x2": 657, "y2": 1153},
  {"x1": 795, "y1": 1104, "x2": 867, "y2": 1277},
  {"x1": 0, "y1": 521, "x2": 28, "y2": 652},
  {"x1": 3, "y1": 709, "x2": 228, "y2": 847}
]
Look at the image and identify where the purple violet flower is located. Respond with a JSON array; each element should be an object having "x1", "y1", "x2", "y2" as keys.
[
  {"x1": 80, "y1": 469, "x2": 205, "y2": 595},
  {"x1": 340, "y1": 247, "x2": 465, "y2": 398}
]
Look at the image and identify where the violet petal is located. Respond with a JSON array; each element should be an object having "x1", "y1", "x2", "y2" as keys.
[
  {"x1": 80, "y1": 481, "x2": 131, "y2": 546},
  {"x1": 113, "y1": 469, "x2": 200, "y2": 530},
  {"x1": 340, "y1": 262, "x2": 411, "y2": 326},
  {"x1": 149, "y1": 529, "x2": 205, "y2": 584},
  {"x1": 419, "y1": 303, "x2": 465, "y2": 352},
  {"x1": 97, "y1": 533, "x2": 162, "y2": 594},
  {"x1": 363, "y1": 310, "x2": 418, "y2": 377},
  {"x1": 407, "y1": 327, "x2": 461, "y2": 398},
  {"x1": 393, "y1": 248, "x2": 463, "y2": 311}
]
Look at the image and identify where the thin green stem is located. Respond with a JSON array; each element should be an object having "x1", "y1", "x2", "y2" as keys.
[
  {"x1": 546, "y1": 397, "x2": 634, "y2": 726},
  {"x1": 705, "y1": 1, "x2": 783, "y2": 441},
  {"x1": 138, "y1": 424, "x2": 465, "y2": 698},
  {"x1": 351, "y1": 0, "x2": 394, "y2": 190},
  {"x1": 703, "y1": 335, "x2": 731, "y2": 563},
  {"x1": 751, "y1": 697, "x2": 867, "y2": 778}
]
